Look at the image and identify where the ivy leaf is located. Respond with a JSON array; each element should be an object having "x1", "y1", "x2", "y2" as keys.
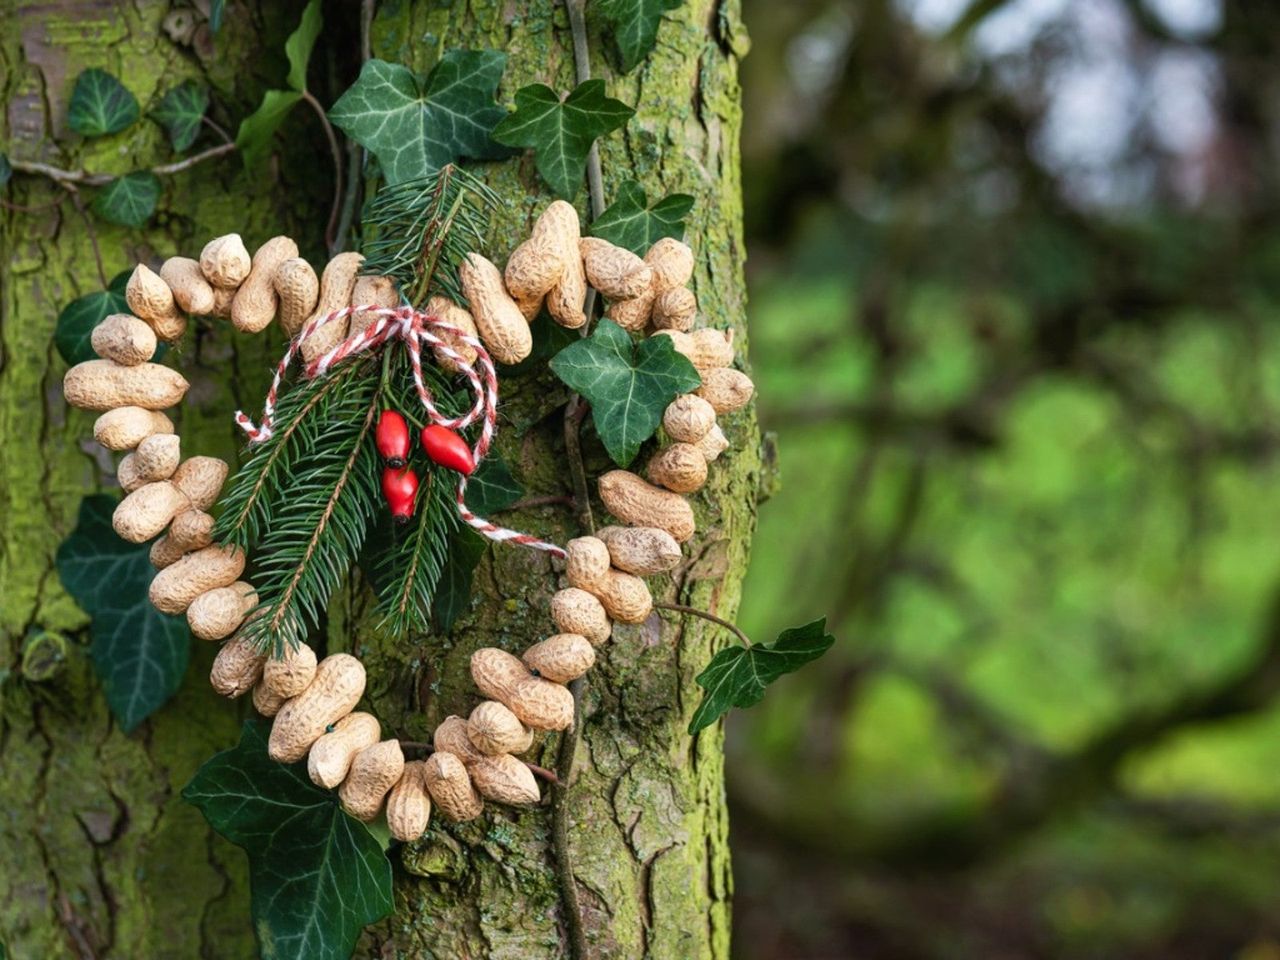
[
  {"x1": 184, "y1": 721, "x2": 395, "y2": 960},
  {"x1": 591, "y1": 180, "x2": 694, "y2": 255},
  {"x1": 433, "y1": 528, "x2": 488, "y2": 632},
  {"x1": 492, "y1": 80, "x2": 634, "y2": 200},
  {"x1": 68, "y1": 68, "x2": 140, "y2": 137},
  {"x1": 285, "y1": 0, "x2": 323, "y2": 92},
  {"x1": 0, "y1": 152, "x2": 11, "y2": 186},
  {"x1": 549, "y1": 318, "x2": 700, "y2": 466},
  {"x1": 688, "y1": 619, "x2": 836, "y2": 734},
  {"x1": 230, "y1": 0, "x2": 322, "y2": 169},
  {"x1": 597, "y1": 0, "x2": 684, "y2": 72},
  {"x1": 235, "y1": 89, "x2": 303, "y2": 169},
  {"x1": 56, "y1": 496, "x2": 191, "y2": 731},
  {"x1": 55, "y1": 273, "x2": 130, "y2": 365},
  {"x1": 330, "y1": 52, "x2": 510, "y2": 185},
  {"x1": 151, "y1": 80, "x2": 209, "y2": 152},
  {"x1": 92, "y1": 172, "x2": 161, "y2": 227},
  {"x1": 465, "y1": 455, "x2": 524, "y2": 515}
]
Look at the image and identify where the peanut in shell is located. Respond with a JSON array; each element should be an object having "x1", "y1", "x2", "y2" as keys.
[
  {"x1": 309, "y1": 712, "x2": 382, "y2": 789},
  {"x1": 598, "y1": 469, "x2": 696, "y2": 542},
  {"x1": 262, "y1": 641, "x2": 319, "y2": 698},
  {"x1": 470, "y1": 753, "x2": 540, "y2": 806},
  {"x1": 550, "y1": 588, "x2": 612, "y2": 646},
  {"x1": 91, "y1": 314, "x2": 156, "y2": 366},
  {"x1": 386, "y1": 761, "x2": 432, "y2": 841},
  {"x1": 467, "y1": 701, "x2": 534, "y2": 756},
  {"x1": 268, "y1": 653, "x2": 367, "y2": 763},
  {"x1": 150, "y1": 544, "x2": 245, "y2": 614},
  {"x1": 522, "y1": 634, "x2": 595, "y2": 684},
  {"x1": 338, "y1": 740, "x2": 405, "y2": 822},
  {"x1": 423, "y1": 751, "x2": 483, "y2": 822}
]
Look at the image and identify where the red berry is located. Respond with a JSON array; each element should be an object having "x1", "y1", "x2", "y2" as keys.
[
  {"x1": 420, "y1": 424, "x2": 476, "y2": 475},
  {"x1": 375, "y1": 410, "x2": 410, "y2": 468},
  {"x1": 381, "y1": 466, "x2": 419, "y2": 523}
]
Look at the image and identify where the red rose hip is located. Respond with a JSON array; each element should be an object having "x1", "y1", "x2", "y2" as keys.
[
  {"x1": 375, "y1": 410, "x2": 411, "y2": 468},
  {"x1": 381, "y1": 466, "x2": 419, "y2": 523},
  {"x1": 420, "y1": 424, "x2": 475, "y2": 475}
]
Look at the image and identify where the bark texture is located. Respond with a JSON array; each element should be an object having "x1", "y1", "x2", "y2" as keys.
[{"x1": 0, "y1": 1, "x2": 755, "y2": 958}]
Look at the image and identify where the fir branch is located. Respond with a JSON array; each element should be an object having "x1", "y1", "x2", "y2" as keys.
[
  {"x1": 215, "y1": 360, "x2": 372, "y2": 550},
  {"x1": 238, "y1": 368, "x2": 383, "y2": 655},
  {"x1": 361, "y1": 164, "x2": 499, "y2": 306},
  {"x1": 363, "y1": 351, "x2": 471, "y2": 636},
  {"x1": 374, "y1": 465, "x2": 458, "y2": 637}
]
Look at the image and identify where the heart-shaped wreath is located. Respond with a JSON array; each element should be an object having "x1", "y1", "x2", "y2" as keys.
[{"x1": 62, "y1": 166, "x2": 753, "y2": 836}]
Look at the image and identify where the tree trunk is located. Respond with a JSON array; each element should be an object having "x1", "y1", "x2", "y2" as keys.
[{"x1": 0, "y1": 2, "x2": 754, "y2": 958}]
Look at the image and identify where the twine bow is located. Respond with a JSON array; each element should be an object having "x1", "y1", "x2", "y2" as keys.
[{"x1": 235, "y1": 304, "x2": 567, "y2": 559}]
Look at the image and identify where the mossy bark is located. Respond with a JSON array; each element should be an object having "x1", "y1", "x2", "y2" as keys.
[{"x1": 0, "y1": 2, "x2": 754, "y2": 958}]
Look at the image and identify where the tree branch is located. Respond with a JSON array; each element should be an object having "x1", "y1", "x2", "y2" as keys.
[
  {"x1": 654, "y1": 602, "x2": 752, "y2": 647},
  {"x1": 10, "y1": 142, "x2": 235, "y2": 187},
  {"x1": 301, "y1": 90, "x2": 344, "y2": 256}
]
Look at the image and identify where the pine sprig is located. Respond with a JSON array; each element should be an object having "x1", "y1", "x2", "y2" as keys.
[
  {"x1": 363, "y1": 352, "x2": 471, "y2": 636},
  {"x1": 236, "y1": 368, "x2": 383, "y2": 655},
  {"x1": 215, "y1": 360, "x2": 372, "y2": 550},
  {"x1": 360, "y1": 164, "x2": 499, "y2": 306},
  {"x1": 373, "y1": 466, "x2": 458, "y2": 637}
]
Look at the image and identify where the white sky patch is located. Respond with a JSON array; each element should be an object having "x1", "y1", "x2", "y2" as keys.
[
  {"x1": 895, "y1": 0, "x2": 969, "y2": 34},
  {"x1": 1148, "y1": 48, "x2": 1219, "y2": 154},
  {"x1": 786, "y1": 7, "x2": 855, "y2": 98},
  {"x1": 1036, "y1": 58, "x2": 1141, "y2": 168},
  {"x1": 1141, "y1": 0, "x2": 1222, "y2": 40},
  {"x1": 974, "y1": 0, "x2": 1071, "y2": 56}
]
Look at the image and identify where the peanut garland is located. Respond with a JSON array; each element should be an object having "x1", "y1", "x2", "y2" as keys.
[{"x1": 62, "y1": 202, "x2": 754, "y2": 842}]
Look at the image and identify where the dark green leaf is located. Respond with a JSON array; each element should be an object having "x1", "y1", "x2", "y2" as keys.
[
  {"x1": 0, "y1": 152, "x2": 11, "y2": 186},
  {"x1": 209, "y1": 0, "x2": 226, "y2": 32},
  {"x1": 433, "y1": 528, "x2": 488, "y2": 632},
  {"x1": 234, "y1": 88, "x2": 303, "y2": 169},
  {"x1": 329, "y1": 52, "x2": 510, "y2": 185},
  {"x1": 151, "y1": 80, "x2": 209, "y2": 152},
  {"x1": 597, "y1": 0, "x2": 684, "y2": 72},
  {"x1": 465, "y1": 455, "x2": 524, "y2": 515},
  {"x1": 591, "y1": 180, "x2": 694, "y2": 255},
  {"x1": 688, "y1": 618, "x2": 835, "y2": 734},
  {"x1": 549, "y1": 318, "x2": 701, "y2": 466},
  {"x1": 68, "y1": 68, "x2": 140, "y2": 137},
  {"x1": 56, "y1": 496, "x2": 191, "y2": 731},
  {"x1": 285, "y1": 0, "x2": 323, "y2": 92},
  {"x1": 184, "y1": 721, "x2": 395, "y2": 960},
  {"x1": 492, "y1": 80, "x2": 634, "y2": 199},
  {"x1": 55, "y1": 285, "x2": 129, "y2": 365},
  {"x1": 92, "y1": 172, "x2": 160, "y2": 227}
]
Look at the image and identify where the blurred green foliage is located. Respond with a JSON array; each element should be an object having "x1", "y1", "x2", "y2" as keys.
[{"x1": 731, "y1": 1, "x2": 1280, "y2": 956}]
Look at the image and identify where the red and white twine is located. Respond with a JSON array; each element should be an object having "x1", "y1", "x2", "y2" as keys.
[{"x1": 235, "y1": 303, "x2": 567, "y2": 559}]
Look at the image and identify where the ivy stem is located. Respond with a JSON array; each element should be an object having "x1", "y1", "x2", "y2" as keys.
[
  {"x1": 563, "y1": 397, "x2": 595, "y2": 533},
  {"x1": 564, "y1": 0, "x2": 605, "y2": 222},
  {"x1": 201, "y1": 114, "x2": 234, "y2": 144},
  {"x1": 654, "y1": 602, "x2": 752, "y2": 648},
  {"x1": 300, "y1": 90, "x2": 345, "y2": 256},
  {"x1": 9, "y1": 142, "x2": 235, "y2": 187},
  {"x1": 65, "y1": 186, "x2": 108, "y2": 289},
  {"x1": 0, "y1": 195, "x2": 65, "y2": 214},
  {"x1": 335, "y1": 0, "x2": 374, "y2": 251}
]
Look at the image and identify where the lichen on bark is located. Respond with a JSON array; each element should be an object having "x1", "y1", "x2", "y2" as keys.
[{"x1": 0, "y1": 1, "x2": 754, "y2": 958}]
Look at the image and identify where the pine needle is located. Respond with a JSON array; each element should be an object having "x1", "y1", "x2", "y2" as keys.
[{"x1": 361, "y1": 164, "x2": 499, "y2": 306}]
